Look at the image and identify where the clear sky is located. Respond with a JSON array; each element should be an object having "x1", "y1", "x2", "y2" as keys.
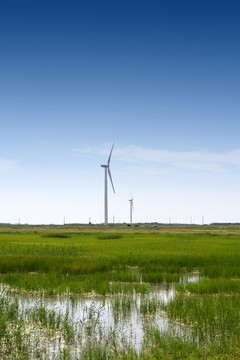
[{"x1": 1, "y1": 0, "x2": 240, "y2": 224}]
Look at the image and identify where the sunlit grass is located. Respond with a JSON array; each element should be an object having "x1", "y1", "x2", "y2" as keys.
[
  {"x1": 0, "y1": 229, "x2": 240, "y2": 293},
  {"x1": 161, "y1": 293, "x2": 240, "y2": 348},
  {"x1": 0, "y1": 226, "x2": 240, "y2": 358},
  {"x1": 177, "y1": 278, "x2": 240, "y2": 294}
]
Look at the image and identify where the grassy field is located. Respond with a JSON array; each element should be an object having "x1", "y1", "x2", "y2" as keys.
[{"x1": 0, "y1": 225, "x2": 240, "y2": 359}]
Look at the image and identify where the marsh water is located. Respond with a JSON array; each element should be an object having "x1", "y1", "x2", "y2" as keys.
[{"x1": 1, "y1": 273, "x2": 200, "y2": 358}]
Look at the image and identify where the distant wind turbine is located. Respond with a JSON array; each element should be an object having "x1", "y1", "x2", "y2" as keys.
[
  {"x1": 101, "y1": 143, "x2": 115, "y2": 225},
  {"x1": 129, "y1": 194, "x2": 134, "y2": 226}
]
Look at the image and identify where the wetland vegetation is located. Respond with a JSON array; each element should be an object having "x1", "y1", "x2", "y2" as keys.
[{"x1": 0, "y1": 225, "x2": 239, "y2": 359}]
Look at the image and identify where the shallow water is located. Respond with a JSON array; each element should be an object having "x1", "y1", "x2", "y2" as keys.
[{"x1": 0, "y1": 272, "x2": 200, "y2": 357}]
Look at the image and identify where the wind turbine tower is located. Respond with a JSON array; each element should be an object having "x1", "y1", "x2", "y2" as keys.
[
  {"x1": 129, "y1": 195, "x2": 134, "y2": 226},
  {"x1": 101, "y1": 143, "x2": 115, "y2": 225}
]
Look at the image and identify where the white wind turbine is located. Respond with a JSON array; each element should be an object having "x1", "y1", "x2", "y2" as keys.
[
  {"x1": 101, "y1": 143, "x2": 115, "y2": 225},
  {"x1": 129, "y1": 194, "x2": 134, "y2": 226}
]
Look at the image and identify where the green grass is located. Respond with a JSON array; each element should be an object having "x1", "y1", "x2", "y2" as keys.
[
  {"x1": 0, "y1": 229, "x2": 240, "y2": 294},
  {"x1": 157, "y1": 293, "x2": 240, "y2": 358},
  {"x1": 177, "y1": 278, "x2": 240, "y2": 294},
  {"x1": 0, "y1": 226, "x2": 240, "y2": 358}
]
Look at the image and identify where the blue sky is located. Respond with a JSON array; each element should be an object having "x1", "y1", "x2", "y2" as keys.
[{"x1": 0, "y1": 0, "x2": 240, "y2": 224}]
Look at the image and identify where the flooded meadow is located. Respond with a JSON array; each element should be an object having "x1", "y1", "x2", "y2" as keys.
[
  {"x1": 0, "y1": 273, "x2": 199, "y2": 359},
  {"x1": 0, "y1": 227, "x2": 240, "y2": 359}
]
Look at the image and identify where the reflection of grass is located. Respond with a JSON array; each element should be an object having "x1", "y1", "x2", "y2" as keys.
[
  {"x1": 0, "y1": 289, "x2": 140, "y2": 359},
  {"x1": 112, "y1": 294, "x2": 135, "y2": 322},
  {"x1": 1, "y1": 285, "x2": 239, "y2": 359},
  {"x1": 140, "y1": 296, "x2": 160, "y2": 315}
]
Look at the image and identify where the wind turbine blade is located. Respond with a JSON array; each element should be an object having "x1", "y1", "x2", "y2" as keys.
[
  {"x1": 108, "y1": 168, "x2": 115, "y2": 193},
  {"x1": 132, "y1": 201, "x2": 134, "y2": 212},
  {"x1": 108, "y1": 143, "x2": 114, "y2": 165}
]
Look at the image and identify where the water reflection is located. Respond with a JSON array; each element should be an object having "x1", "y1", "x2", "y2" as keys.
[{"x1": 0, "y1": 272, "x2": 200, "y2": 356}]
